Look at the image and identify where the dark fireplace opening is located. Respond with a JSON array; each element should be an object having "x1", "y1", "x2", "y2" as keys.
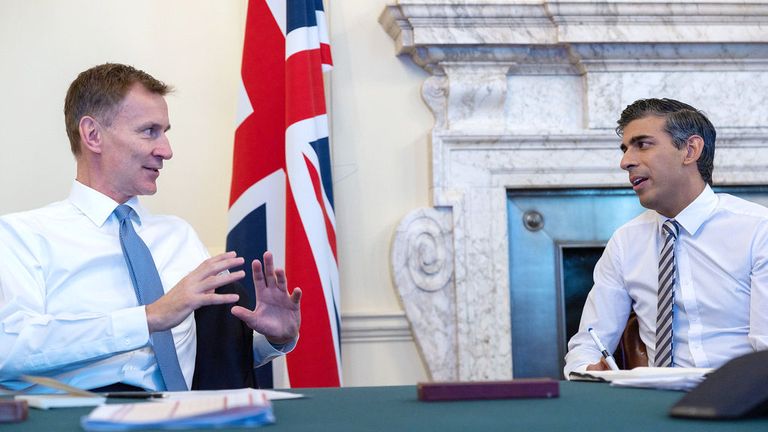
[{"x1": 559, "y1": 245, "x2": 604, "y2": 358}]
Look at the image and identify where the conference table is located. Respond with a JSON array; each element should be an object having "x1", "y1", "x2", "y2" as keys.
[{"x1": 3, "y1": 381, "x2": 766, "y2": 431}]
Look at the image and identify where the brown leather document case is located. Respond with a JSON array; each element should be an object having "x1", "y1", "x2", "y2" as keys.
[
  {"x1": 0, "y1": 400, "x2": 28, "y2": 423},
  {"x1": 417, "y1": 378, "x2": 559, "y2": 401}
]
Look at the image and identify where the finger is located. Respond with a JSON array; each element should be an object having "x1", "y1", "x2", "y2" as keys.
[
  {"x1": 196, "y1": 255, "x2": 245, "y2": 279},
  {"x1": 212, "y1": 251, "x2": 238, "y2": 260},
  {"x1": 204, "y1": 251, "x2": 241, "y2": 267},
  {"x1": 600, "y1": 357, "x2": 611, "y2": 370},
  {"x1": 289, "y1": 287, "x2": 302, "y2": 304},
  {"x1": 275, "y1": 269, "x2": 287, "y2": 290},
  {"x1": 200, "y1": 293, "x2": 240, "y2": 306},
  {"x1": 205, "y1": 258, "x2": 245, "y2": 279},
  {"x1": 197, "y1": 270, "x2": 246, "y2": 293},
  {"x1": 252, "y1": 259, "x2": 265, "y2": 287},
  {"x1": 230, "y1": 305, "x2": 255, "y2": 325},
  {"x1": 262, "y1": 251, "x2": 277, "y2": 287}
]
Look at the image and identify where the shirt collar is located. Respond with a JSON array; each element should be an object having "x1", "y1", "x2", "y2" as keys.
[
  {"x1": 68, "y1": 180, "x2": 148, "y2": 227},
  {"x1": 657, "y1": 184, "x2": 716, "y2": 237}
]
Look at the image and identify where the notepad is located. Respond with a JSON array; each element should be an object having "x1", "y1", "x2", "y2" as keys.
[{"x1": 80, "y1": 388, "x2": 274, "y2": 431}]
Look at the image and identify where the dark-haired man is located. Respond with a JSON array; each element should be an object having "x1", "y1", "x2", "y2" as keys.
[
  {"x1": 564, "y1": 98, "x2": 768, "y2": 376},
  {"x1": 0, "y1": 63, "x2": 301, "y2": 392}
]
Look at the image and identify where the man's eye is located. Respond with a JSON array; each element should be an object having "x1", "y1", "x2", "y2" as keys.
[{"x1": 143, "y1": 128, "x2": 157, "y2": 138}]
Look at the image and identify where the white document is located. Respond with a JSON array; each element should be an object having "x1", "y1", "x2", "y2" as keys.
[
  {"x1": 570, "y1": 367, "x2": 712, "y2": 391},
  {"x1": 15, "y1": 394, "x2": 106, "y2": 410}
]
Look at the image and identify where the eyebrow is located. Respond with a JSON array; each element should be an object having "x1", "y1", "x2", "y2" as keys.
[
  {"x1": 628, "y1": 134, "x2": 653, "y2": 145},
  {"x1": 135, "y1": 122, "x2": 171, "y2": 132},
  {"x1": 620, "y1": 134, "x2": 654, "y2": 151}
]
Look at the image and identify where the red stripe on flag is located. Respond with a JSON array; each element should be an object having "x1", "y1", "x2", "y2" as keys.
[
  {"x1": 320, "y1": 43, "x2": 332, "y2": 67},
  {"x1": 303, "y1": 155, "x2": 337, "y2": 260},
  {"x1": 285, "y1": 49, "x2": 327, "y2": 127},
  {"x1": 284, "y1": 187, "x2": 340, "y2": 387}
]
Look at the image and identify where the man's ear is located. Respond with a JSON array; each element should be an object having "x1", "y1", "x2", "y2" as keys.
[
  {"x1": 79, "y1": 116, "x2": 103, "y2": 154},
  {"x1": 683, "y1": 135, "x2": 704, "y2": 166}
]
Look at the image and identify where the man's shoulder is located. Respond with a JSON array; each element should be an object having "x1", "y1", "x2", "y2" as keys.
[
  {"x1": 615, "y1": 209, "x2": 657, "y2": 231},
  {"x1": 142, "y1": 211, "x2": 196, "y2": 231},
  {"x1": 0, "y1": 200, "x2": 71, "y2": 231},
  {"x1": 140, "y1": 211, "x2": 203, "y2": 244},
  {"x1": 715, "y1": 193, "x2": 768, "y2": 220},
  {"x1": 599, "y1": 210, "x2": 658, "y2": 253}
]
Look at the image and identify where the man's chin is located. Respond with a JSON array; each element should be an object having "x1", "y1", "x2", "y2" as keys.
[
  {"x1": 636, "y1": 193, "x2": 655, "y2": 210},
  {"x1": 138, "y1": 185, "x2": 159, "y2": 196}
]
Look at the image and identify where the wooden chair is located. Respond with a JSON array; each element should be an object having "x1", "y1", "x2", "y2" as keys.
[{"x1": 614, "y1": 311, "x2": 648, "y2": 369}]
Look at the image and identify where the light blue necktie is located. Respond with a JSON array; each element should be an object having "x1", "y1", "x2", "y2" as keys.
[{"x1": 114, "y1": 204, "x2": 188, "y2": 391}]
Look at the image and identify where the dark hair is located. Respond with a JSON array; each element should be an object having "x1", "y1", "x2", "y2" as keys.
[
  {"x1": 64, "y1": 63, "x2": 172, "y2": 156},
  {"x1": 616, "y1": 98, "x2": 716, "y2": 185}
]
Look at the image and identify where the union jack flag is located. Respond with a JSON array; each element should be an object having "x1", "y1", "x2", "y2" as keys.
[{"x1": 227, "y1": 0, "x2": 340, "y2": 388}]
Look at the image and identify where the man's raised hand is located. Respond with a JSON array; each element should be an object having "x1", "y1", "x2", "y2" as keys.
[{"x1": 231, "y1": 251, "x2": 302, "y2": 345}]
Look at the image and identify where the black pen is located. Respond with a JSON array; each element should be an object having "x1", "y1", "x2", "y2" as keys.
[{"x1": 102, "y1": 391, "x2": 167, "y2": 399}]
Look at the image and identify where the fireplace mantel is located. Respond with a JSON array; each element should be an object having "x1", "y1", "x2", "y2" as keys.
[{"x1": 381, "y1": 1, "x2": 768, "y2": 381}]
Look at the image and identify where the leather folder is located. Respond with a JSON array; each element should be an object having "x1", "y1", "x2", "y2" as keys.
[
  {"x1": 417, "y1": 378, "x2": 559, "y2": 401},
  {"x1": 0, "y1": 400, "x2": 28, "y2": 423},
  {"x1": 670, "y1": 350, "x2": 768, "y2": 419}
]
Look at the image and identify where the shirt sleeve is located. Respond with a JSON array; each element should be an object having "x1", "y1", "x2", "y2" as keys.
[
  {"x1": 749, "y1": 219, "x2": 768, "y2": 351},
  {"x1": 564, "y1": 234, "x2": 633, "y2": 378},
  {"x1": 0, "y1": 223, "x2": 150, "y2": 381},
  {"x1": 253, "y1": 334, "x2": 297, "y2": 367}
]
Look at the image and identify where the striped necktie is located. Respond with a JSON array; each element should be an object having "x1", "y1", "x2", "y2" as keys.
[
  {"x1": 114, "y1": 204, "x2": 188, "y2": 390},
  {"x1": 656, "y1": 219, "x2": 679, "y2": 367}
]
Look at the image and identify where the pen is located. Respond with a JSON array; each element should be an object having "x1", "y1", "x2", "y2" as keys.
[
  {"x1": 102, "y1": 391, "x2": 167, "y2": 399},
  {"x1": 588, "y1": 327, "x2": 619, "y2": 371}
]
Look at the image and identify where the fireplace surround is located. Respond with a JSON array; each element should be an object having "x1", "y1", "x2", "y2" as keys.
[{"x1": 382, "y1": 1, "x2": 768, "y2": 381}]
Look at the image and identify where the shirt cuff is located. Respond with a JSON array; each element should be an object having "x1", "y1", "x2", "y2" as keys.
[
  {"x1": 253, "y1": 333, "x2": 298, "y2": 367},
  {"x1": 110, "y1": 306, "x2": 150, "y2": 352}
]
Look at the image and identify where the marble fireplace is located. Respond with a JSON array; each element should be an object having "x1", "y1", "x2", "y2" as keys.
[{"x1": 381, "y1": 1, "x2": 768, "y2": 381}]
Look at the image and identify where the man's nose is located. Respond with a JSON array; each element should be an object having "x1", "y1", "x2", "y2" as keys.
[
  {"x1": 620, "y1": 150, "x2": 635, "y2": 171},
  {"x1": 154, "y1": 136, "x2": 173, "y2": 160}
]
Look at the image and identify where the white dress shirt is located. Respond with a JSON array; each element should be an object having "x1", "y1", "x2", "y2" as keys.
[
  {"x1": 0, "y1": 181, "x2": 291, "y2": 392},
  {"x1": 564, "y1": 185, "x2": 768, "y2": 377}
]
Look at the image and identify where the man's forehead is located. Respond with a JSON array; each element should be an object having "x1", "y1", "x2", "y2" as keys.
[
  {"x1": 625, "y1": 115, "x2": 666, "y2": 130},
  {"x1": 113, "y1": 84, "x2": 169, "y2": 123}
]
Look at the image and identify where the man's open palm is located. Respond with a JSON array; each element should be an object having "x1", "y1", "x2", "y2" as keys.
[{"x1": 231, "y1": 252, "x2": 302, "y2": 345}]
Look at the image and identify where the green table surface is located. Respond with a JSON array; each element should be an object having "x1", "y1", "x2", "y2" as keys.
[{"x1": 3, "y1": 381, "x2": 767, "y2": 431}]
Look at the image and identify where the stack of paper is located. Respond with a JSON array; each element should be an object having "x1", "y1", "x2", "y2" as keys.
[
  {"x1": 570, "y1": 367, "x2": 712, "y2": 391},
  {"x1": 81, "y1": 388, "x2": 275, "y2": 431}
]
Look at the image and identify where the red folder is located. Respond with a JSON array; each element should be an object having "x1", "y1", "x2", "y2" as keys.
[
  {"x1": 0, "y1": 400, "x2": 28, "y2": 423},
  {"x1": 417, "y1": 378, "x2": 559, "y2": 401}
]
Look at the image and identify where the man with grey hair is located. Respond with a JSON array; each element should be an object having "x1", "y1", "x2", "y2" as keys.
[
  {"x1": 0, "y1": 63, "x2": 301, "y2": 392},
  {"x1": 565, "y1": 98, "x2": 768, "y2": 375}
]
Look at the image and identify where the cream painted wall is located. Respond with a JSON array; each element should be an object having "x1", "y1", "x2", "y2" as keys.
[{"x1": 0, "y1": 1, "x2": 430, "y2": 386}]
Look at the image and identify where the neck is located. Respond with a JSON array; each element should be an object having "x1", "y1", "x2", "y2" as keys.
[
  {"x1": 658, "y1": 179, "x2": 707, "y2": 218},
  {"x1": 75, "y1": 162, "x2": 131, "y2": 204}
]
